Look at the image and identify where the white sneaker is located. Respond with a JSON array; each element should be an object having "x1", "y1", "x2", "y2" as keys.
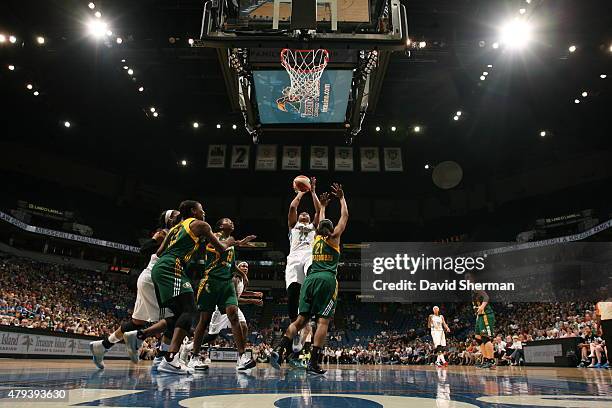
[
  {"x1": 123, "y1": 330, "x2": 143, "y2": 363},
  {"x1": 179, "y1": 342, "x2": 193, "y2": 365},
  {"x1": 187, "y1": 354, "x2": 209, "y2": 371},
  {"x1": 158, "y1": 354, "x2": 195, "y2": 375},
  {"x1": 292, "y1": 336, "x2": 303, "y2": 353},
  {"x1": 89, "y1": 340, "x2": 107, "y2": 369},
  {"x1": 236, "y1": 353, "x2": 256, "y2": 372},
  {"x1": 151, "y1": 355, "x2": 164, "y2": 371}
]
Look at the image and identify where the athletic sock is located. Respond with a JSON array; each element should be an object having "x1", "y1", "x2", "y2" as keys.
[
  {"x1": 165, "y1": 352, "x2": 176, "y2": 362},
  {"x1": 311, "y1": 346, "x2": 321, "y2": 366}
]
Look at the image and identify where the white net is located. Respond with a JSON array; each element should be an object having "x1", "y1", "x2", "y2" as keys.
[{"x1": 280, "y1": 48, "x2": 329, "y2": 104}]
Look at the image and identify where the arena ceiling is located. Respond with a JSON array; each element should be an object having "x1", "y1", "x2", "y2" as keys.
[{"x1": 0, "y1": 0, "x2": 611, "y2": 193}]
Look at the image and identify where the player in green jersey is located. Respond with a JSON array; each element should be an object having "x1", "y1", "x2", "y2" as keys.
[
  {"x1": 271, "y1": 183, "x2": 348, "y2": 375},
  {"x1": 188, "y1": 217, "x2": 257, "y2": 372},
  {"x1": 125, "y1": 200, "x2": 241, "y2": 375},
  {"x1": 466, "y1": 271, "x2": 496, "y2": 369}
]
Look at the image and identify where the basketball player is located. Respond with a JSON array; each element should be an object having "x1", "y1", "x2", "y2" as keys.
[
  {"x1": 124, "y1": 201, "x2": 249, "y2": 375},
  {"x1": 89, "y1": 209, "x2": 178, "y2": 369},
  {"x1": 470, "y1": 279, "x2": 496, "y2": 369},
  {"x1": 286, "y1": 177, "x2": 321, "y2": 355},
  {"x1": 271, "y1": 183, "x2": 348, "y2": 375},
  {"x1": 188, "y1": 218, "x2": 257, "y2": 372},
  {"x1": 428, "y1": 306, "x2": 450, "y2": 367}
]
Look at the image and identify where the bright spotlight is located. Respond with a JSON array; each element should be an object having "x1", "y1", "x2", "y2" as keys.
[
  {"x1": 453, "y1": 115, "x2": 459, "y2": 121},
  {"x1": 150, "y1": 107, "x2": 156, "y2": 113},
  {"x1": 424, "y1": 164, "x2": 430, "y2": 169},
  {"x1": 216, "y1": 123, "x2": 221, "y2": 129},
  {"x1": 8, "y1": 65, "x2": 15, "y2": 71},
  {"x1": 375, "y1": 126, "x2": 381, "y2": 132},
  {"x1": 9, "y1": 35, "x2": 17, "y2": 44},
  {"x1": 88, "y1": 2, "x2": 95, "y2": 9},
  {"x1": 539, "y1": 131, "x2": 546, "y2": 137},
  {"x1": 483, "y1": 71, "x2": 489, "y2": 76},
  {"x1": 123, "y1": 66, "x2": 128, "y2": 70},
  {"x1": 487, "y1": 64, "x2": 493, "y2": 68},
  {"x1": 36, "y1": 36, "x2": 45, "y2": 45},
  {"x1": 193, "y1": 122, "x2": 199, "y2": 128},
  {"x1": 106, "y1": 30, "x2": 112, "y2": 37},
  {"x1": 121, "y1": 59, "x2": 126, "y2": 62},
  {"x1": 0, "y1": 34, "x2": 6, "y2": 43},
  {"x1": 492, "y1": 42, "x2": 499, "y2": 49},
  {"x1": 574, "y1": 99, "x2": 580, "y2": 104},
  {"x1": 64, "y1": 121, "x2": 71, "y2": 128},
  {"x1": 581, "y1": 91, "x2": 588, "y2": 97},
  {"x1": 456, "y1": 111, "x2": 462, "y2": 116},
  {"x1": 188, "y1": 38, "x2": 194, "y2": 45},
  {"x1": 116, "y1": 37, "x2": 122, "y2": 44},
  {"x1": 609, "y1": 44, "x2": 612, "y2": 53},
  {"x1": 33, "y1": 91, "x2": 39, "y2": 96},
  {"x1": 26, "y1": 84, "x2": 33, "y2": 90},
  {"x1": 152, "y1": 112, "x2": 159, "y2": 117},
  {"x1": 480, "y1": 75, "x2": 486, "y2": 80},
  {"x1": 499, "y1": 18, "x2": 532, "y2": 49},
  {"x1": 568, "y1": 45, "x2": 576, "y2": 53},
  {"x1": 390, "y1": 126, "x2": 396, "y2": 132},
  {"x1": 232, "y1": 124, "x2": 237, "y2": 130},
  {"x1": 138, "y1": 86, "x2": 144, "y2": 92},
  {"x1": 180, "y1": 160, "x2": 187, "y2": 166},
  {"x1": 419, "y1": 41, "x2": 426, "y2": 48},
  {"x1": 414, "y1": 126, "x2": 421, "y2": 133},
  {"x1": 87, "y1": 20, "x2": 108, "y2": 38},
  {"x1": 601, "y1": 74, "x2": 608, "y2": 79},
  {"x1": 519, "y1": 8, "x2": 526, "y2": 15},
  {"x1": 94, "y1": 11, "x2": 102, "y2": 18},
  {"x1": 127, "y1": 69, "x2": 134, "y2": 75}
]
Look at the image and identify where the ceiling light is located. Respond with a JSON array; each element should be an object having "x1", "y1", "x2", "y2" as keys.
[
  {"x1": 414, "y1": 126, "x2": 421, "y2": 133},
  {"x1": 121, "y1": 59, "x2": 126, "y2": 62},
  {"x1": 574, "y1": 99, "x2": 580, "y2": 104},
  {"x1": 480, "y1": 75, "x2": 486, "y2": 80},
  {"x1": 216, "y1": 123, "x2": 221, "y2": 129},
  {"x1": 26, "y1": 84, "x2": 33, "y2": 90},
  {"x1": 483, "y1": 72, "x2": 489, "y2": 76},
  {"x1": 453, "y1": 115, "x2": 459, "y2": 121},
  {"x1": 8, "y1": 64, "x2": 15, "y2": 71},
  {"x1": 106, "y1": 30, "x2": 112, "y2": 36},
  {"x1": 456, "y1": 111, "x2": 462, "y2": 116},
  {"x1": 88, "y1": 2, "x2": 95, "y2": 9},
  {"x1": 419, "y1": 41, "x2": 426, "y2": 48},
  {"x1": 188, "y1": 38, "x2": 194, "y2": 45},
  {"x1": 116, "y1": 37, "x2": 122, "y2": 44},
  {"x1": 150, "y1": 107, "x2": 156, "y2": 113},
  {"x1": 123, "y1": 66, "x2": 128, "y2": 70},
  {"x1": 127, "y1": 69, "x2": 134, "y2": 75},
  {"x1": 581, "y1": 91, "x2": 588, "y2": 97},
  {"x1": 36, "y1": 36, "x2": 45, "y2": 45},
  {"x1": 391, "y1": 126, "x2": 397, "y2": 132},
  {"x1": 193, "y1": 122, "x2": 199, "y2": 128},
  {"x1": 519, "y1": 8, "x2": 526, "y2": 15},
  {"x1": 601, "y1": 74, "x2": 607, "y2": 79},
  {"x1": 487, "y1": 64, "x2": 493, "y2": 68},
  {"x1": 0, "y1": 34, "x2": 5, "y2": 43},
  {"x1": 152, "y1": 112, "x2": 159, "y2": 117},
  {"x1": 95, "y1": 11, "x2": 102, "y2": 18},
  {"x1": 499, "y1": 18, "x2": 533, "y2": 49},
  {"x1": 9, "y1": 35, "x2": 17, "y2": 44},
  {"x1": 375, "y1": 126, "x2": 381, "y2": 132},
  {"x1": 138, "y1": 86, "x2": 144, "y2": 92},
  {"x1": 568, "y1": 45, "x2": 576, "y2": 53},
  {"x1": 539, "y1": 131, "x2": 546, "y2": 137},
  {"x1": 232, "y1": 124, "x2": 237, "y2": 130},
  {"x1": 492, "y1": 42, "x2": 499, "y2": 49},
  {"x1": 424, "y1": 164, "x2": 430, "y2": 169},
  {"x1": 87, "y1": 20, "x2": 108, "y2": 38},
  {"x1": 180, "y1": 160, "x2": 187, "y2": 166},
  {"x1": 33, "y1": 91, "x2": 39, "y2": 96},
  {"x1": 64, "y1": 121, "x2": 71, "y2": 128}
]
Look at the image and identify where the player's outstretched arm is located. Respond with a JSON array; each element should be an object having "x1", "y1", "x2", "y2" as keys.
[
  {"x1": 331, "y1": 183, "x2": 349, "y2": 238},
  {"x1": 317, "y1": 192, "x2": 330, "y2": 225},
  {"x1": 191, "y1": 220, "x2": 231, "y2": 253},
  {"x1": 288, "y1": 191, "x2": 306, "y2": 229},
  {"x1": 311, "y1": 177, "x2": 322, "y2": 226}
]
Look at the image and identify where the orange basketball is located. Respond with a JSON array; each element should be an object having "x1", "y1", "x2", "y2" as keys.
[{"x1": 293, "y1": 175, "x2": 311, "y2": 192}]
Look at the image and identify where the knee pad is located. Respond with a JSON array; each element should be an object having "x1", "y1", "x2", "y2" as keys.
[
  {"x1": 175, "y1": 312, "x2": 196, "y2": 331},
  {"x1": 164, "y1": 316, "x2": 177, "y2": 333},
  {"x1": 121, "y1": 320, "x2": 146, "y2": 333}
]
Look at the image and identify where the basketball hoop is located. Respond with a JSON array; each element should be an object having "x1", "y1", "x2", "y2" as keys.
[{"x1": 280, "y1": 48, "x2": 329, "y2": 103}]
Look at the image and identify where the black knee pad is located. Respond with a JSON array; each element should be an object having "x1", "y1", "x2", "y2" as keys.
[
  {"x1": 164, "y1": 316, "x2": 177, "y2": 333},
  {"x1": 175, "y1": 312, "x2": 196, "y2": 331},
  {"x1": 287, "y1": 282, "x2": 301, "y2": 321},
  {"x1": 121, "y1": 320, "x2": 146, "y2": 333}
]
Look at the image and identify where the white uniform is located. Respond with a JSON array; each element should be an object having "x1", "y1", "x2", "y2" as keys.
[
  {"x1": 132, "y1": 255, "x2": 173, "y2": 322},
  {"x1": 285, "y1": 222, "x2": 316, "y2": 288},
  {"x1": 431, "y1": 314, "x2": 446, "y2": 347},
  {"x1": 208, "y1": 275, "x2": 246, "y2": 335}
]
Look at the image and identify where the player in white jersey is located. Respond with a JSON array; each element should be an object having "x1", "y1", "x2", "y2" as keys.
[
  {"x1": 286, "y1": 177, "x2": 321, "y2": 354},
  {"x1": 428, "y1": 306, "x2": 450, "y2": 367},
  {"x1": 187, "y1": 261, "x2": 263, "y2": 371},
  {"x1": 89, "y1": 210, "x2": 179, "y2": 369}
]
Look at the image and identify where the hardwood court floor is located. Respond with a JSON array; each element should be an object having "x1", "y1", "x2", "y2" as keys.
[{"x1": 0, "y1": 359, "x2": 610, "y2": 407}]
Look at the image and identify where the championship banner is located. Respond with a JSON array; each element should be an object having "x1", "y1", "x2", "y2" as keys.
[
  {"x1": 282, "y1": 146, "x2": 302, "y2": 170},
  {"x1": 0, "y1": 211, "x2": 139, "y2": 252},
  {"x1": 255, "y1": 145, "x2": 277, "y2": 171},
  {"x1": 383, "y1": 147, "x2": 403, "y2": 172},
  {"x1": 0, "y1": 327, "x2": 128, "y2": 359},
  {"x1": 207, "y1": 145, "x2": 226, "y2": 168},
  {"x1": 310, "y1": 146, "x2": 329, "y2": 170},
  {"x1": 360, "y1": 147, "x2": 380, "y2": 172},
  {"x1": 335, "y1": 147, "x2": 354, "y2": 171},
  {"x1": 230, "y1": 145, "x2": 250, "y2": 169}
]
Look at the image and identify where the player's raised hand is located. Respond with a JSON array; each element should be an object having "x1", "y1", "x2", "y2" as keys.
[
  {"x1": 319, "y1": 192, "x2": 331, "y2": 207},
  {"x1": 331, "y1": 183, "x2": 344, "y2": 199},
  {"x1": 237, "y1": 235, "x2": 257, "y2": 247},
  {"x1": 310, "y1": 176, "x2": 317, "y2": 192},
  {"x1": 252, "y1": 299, "x2": 264, "y2": 307},
  {"x1": 254, "y1": 291, "x2": 264, "y2": 298}
]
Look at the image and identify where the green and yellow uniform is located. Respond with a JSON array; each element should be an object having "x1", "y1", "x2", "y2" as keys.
[
  {"x1": 298, "y1": 235, "x2": 340, "y2": 318},
  {"x1": 151, "y1": 218, "x2": 201, "y2": 307},
  {"x1": 196, "y1": 234, "x2": 238, "y2": 312},
  {"x1": 473, "y1": 292, "x2": 495, "y2": 337}
]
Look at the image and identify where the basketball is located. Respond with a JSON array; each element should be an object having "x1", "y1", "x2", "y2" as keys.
[{"x1": 293, "y1": 175, "x2": 311, "y2": 192}]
